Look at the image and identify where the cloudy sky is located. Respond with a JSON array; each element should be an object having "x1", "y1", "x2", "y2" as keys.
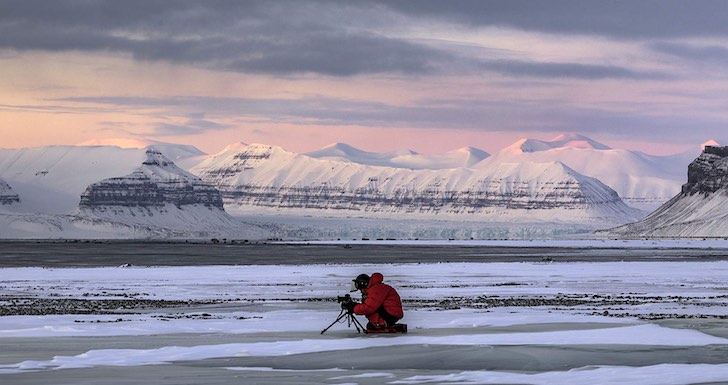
[{"x1": 2, "y1": 0, "x2": 728, "y2": 155}]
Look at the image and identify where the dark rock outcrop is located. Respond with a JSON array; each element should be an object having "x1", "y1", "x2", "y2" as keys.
[
  {"x1": 0, "y1": 178, "x2": 20, "y2": 205},
  {"x1": 683, "y1": 146, "x2": 728, "y2": 194}
]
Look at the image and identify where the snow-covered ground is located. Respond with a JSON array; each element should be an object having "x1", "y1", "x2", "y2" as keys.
[{"x1": 2, "y1": 259, "x2": 728, "y2": 384}]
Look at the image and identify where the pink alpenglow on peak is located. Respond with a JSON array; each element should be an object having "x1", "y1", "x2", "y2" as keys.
[
  {"x1": 508, "y1": 133, "x2": 612, "y2": 154},
  {"x1": 702, "y1": 139, "x2": 721, "y2": 150},
  {"x1": 304, "y1": 142, "x2": 489, "y2": 170}
]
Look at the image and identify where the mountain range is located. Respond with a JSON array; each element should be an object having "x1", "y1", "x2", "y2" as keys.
[
  {"x1": 0, "y1": 133, "x2": 708, "y2": 239},
  {"x1": 190, "y1": 142, "x2": 641, "y2": 227}
]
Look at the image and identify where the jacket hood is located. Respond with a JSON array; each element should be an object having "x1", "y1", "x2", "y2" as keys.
[{"x1": 368, "y1": 272, "x2": 384, "y2": 288}]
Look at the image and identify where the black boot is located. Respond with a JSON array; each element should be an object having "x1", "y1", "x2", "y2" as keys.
[{"x1": 393, "y1": 324, "x2": 408, "y2": 333}]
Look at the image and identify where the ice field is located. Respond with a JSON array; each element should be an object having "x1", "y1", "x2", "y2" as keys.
[{"x1": 2, "y1": 257, "x2": 728, "y2": 384}]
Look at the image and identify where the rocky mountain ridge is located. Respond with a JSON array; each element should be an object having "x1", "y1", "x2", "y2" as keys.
[{"x1": 608, "y1": 145, "x2": 728, "y2": 237}]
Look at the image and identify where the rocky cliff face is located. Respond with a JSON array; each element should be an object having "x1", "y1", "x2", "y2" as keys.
[
  {"x1": 191, "y1": 143, "x2": 642, "y2": 226},
  {"x1": 683, "y1": 146, "x2": 728, "y2": 194},
  {"x1": 0, "y1": 178, "x2": 20, "y2": 206},
  {"x1": 608, "y1": 146, "x2": 728, "y2": 237},
  {"x1": 80, "y1": 149, "x2": 223, "y2": 210}
]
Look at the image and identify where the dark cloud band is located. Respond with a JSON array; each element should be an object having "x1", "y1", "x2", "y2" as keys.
[
  {"x1": 0, "y1": 0, "x2": 686, "y2": 79},
  {"x1": 377, "y1": 0, "x2": 728, "y2": 39}
]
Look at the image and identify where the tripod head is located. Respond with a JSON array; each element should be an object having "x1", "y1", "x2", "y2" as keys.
[{"x1": 337, "y1": 294, "x2": 353, "y2": 311}]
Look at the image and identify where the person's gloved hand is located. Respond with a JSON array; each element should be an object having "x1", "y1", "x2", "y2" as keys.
[{"x1": 343, "y1": 300, "x2": 357, "y2": 313}]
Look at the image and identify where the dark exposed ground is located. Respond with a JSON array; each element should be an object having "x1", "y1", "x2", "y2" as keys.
[
  {"x1": 0, "y1": 297, "x2": 221, "y2": 316},
  {"x1": 4, "y1": 294, "x2": 728, "y2": 321},
  {"x1": 2, "y1": 240, "x2": 728, "y2": 267}
]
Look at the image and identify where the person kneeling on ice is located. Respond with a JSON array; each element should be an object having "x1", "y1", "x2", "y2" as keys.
[{"x1": 343, "y1": 273, "x2": 407, "y2": 333}]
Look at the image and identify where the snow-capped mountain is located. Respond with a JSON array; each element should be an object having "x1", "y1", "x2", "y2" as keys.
[
  {"x1": 0, "y1": 177, "x2": 20, "y2": 207},
  {"x1": 191, "y1": 142, "x2": 642, "y2": 227},
  {"x1": 608, "y1": 145, "x2": 728, "y2": 237},
  {"x1": 516, "y1": 133, "x2": 611, "y2": 152},
  {"x1": 79, "y1": 149, "x2": 224, "y2": 211},
  {"x1": 477, "y1": 133, "x2": 694, "y2": 211},
  {"x1": 305, "y1": 143, "x2": 489, "y2": 169},
  {"x1": 76, "y1": 149, "x2": 258, "y2": 236},
  {"x1": 0, "y1": 142, "x2": 204, "y2": 214}
]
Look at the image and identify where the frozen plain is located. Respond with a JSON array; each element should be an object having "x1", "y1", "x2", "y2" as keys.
[{"x1": 1, "y1": 242, "x2": 728, "y2": 384}]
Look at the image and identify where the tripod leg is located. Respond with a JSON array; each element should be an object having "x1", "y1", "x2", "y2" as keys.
[
  {"x1": 351, "y1": 314, "x2": 367, "y2": 334},
  {"x1": 321, "y1": 310, "x2": 348, "y2": 334},
  {"x1": 345, "y1": 312, "x2": 366, "y2": 333},
  {"x1": 348, "y1": 313, "x2": 360, "y2": 333}
]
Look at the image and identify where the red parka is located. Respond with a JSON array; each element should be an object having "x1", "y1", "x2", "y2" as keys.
[{"x1": 353, "y1": 272, "x2": 403, "y2": 324}]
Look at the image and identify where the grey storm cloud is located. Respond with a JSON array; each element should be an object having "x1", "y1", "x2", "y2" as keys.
[
  {"x1": 0, "y1": 1, "x2": 449, "y2": 76},
  {"x1": 377, "y1": 0, "x2": 728, "y2": 39},
  {"x1": 0, "y1": 0, "x2": 686, "y2": 79}
]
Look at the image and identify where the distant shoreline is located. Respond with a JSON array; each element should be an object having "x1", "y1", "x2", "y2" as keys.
[{"x1": 2, "y1": 241, "x2": 728, "y2": 268}]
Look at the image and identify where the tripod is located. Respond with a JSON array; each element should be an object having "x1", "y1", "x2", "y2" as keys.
[{"x1": 321, "y1": 307, "x2": 367, "y2": 334}]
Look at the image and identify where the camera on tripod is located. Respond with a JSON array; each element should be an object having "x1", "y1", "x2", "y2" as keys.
[
  {"x1": 321, "y1": 293, "x2": 366, "y2": 334},
  {"x1": 337, "y1": 294, "x2": 352, "y2": 308}
]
